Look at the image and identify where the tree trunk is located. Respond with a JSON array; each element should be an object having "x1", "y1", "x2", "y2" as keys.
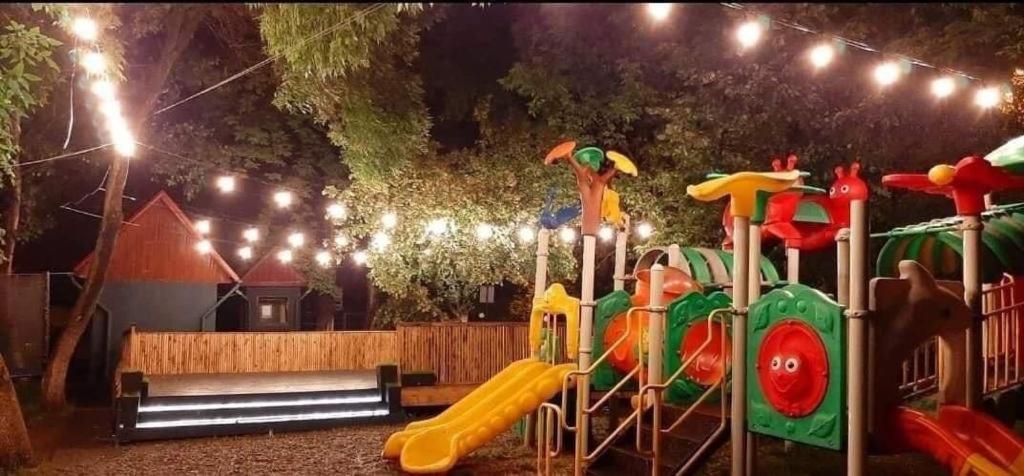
[
  {"x1": 0, "y1": 353, "x2": 32, "y2": 470},
  {"x1": 40, "y1": 7, "x2": 203, "y2": 411},
  {"x1": 1, "y1": 118, "x2": 22, "y2": 275}
]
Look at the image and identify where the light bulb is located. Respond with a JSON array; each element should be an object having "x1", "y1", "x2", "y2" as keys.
[
  {"x1": 975, "y1": 87, "x2": 1001, "y2": 109},
  {"x1": 98, "y1": 100, "x2": 121, "y2": 119},
  {"x1": 315, "y1": 250, "x2": 332, "y2": 267},
  {"x1": 736, "y1": 20, "x2": 763, "y2": 49},
  {"x1": 72, "y1": 18, "x2": 98, "y2": 41},
  {"x1": 518, "y1": 226, "x2": 536, "y2": 244},
  {"x1": 276, "y1": 249, "x2": 293, "y2": 264},
  {"x1": 874, "y1": 62, "x2": 901, "y2": 86},
  {"x1": 111, "y1": 129, "x2": 136, "y2": 157},
  {"x1": 637, "y1": 222, "x2": 654, "y2": 239},
  {"x1": 808, "y1": 44, "x2": 834, "y2": 69},
  {"x1": 287, "y1": 232, "x2": 305, "y2": 248},
  {"x1": 558, "y1": 227, "x2": 577, "y2": 244},
  {"x1": 273, "y1": 190, "x2": 293, "y2": 208},
  {"x1": 598, "y1": 225, "x2": 615, "y2": 242},
  {"x1": 352, "y1": 250, "x2": 368, "y2": 265},
  {"x1": 243, "y1": 228, "x2": 259, "y2": 243},
  {"x1": 194, "y1": 219, "x2": 211, "y2": 235},
  {"x1": 426, "y1": 218, "x2": 447, "y2": 237},
  {"x1": 371, "y1": 232, "x2": 391, "y2": 251},
  {"x1": 475, "y1": 223, "x2": 494, "y2": 241},
  {"x1": 930, "y1": 77, "x2": 956, "y2": 98},
  {"x1": 91, "y1": 80, "x2": 116, "y2": 101},
  {"x1": 237, "y1": 246, "x2": 253, "y2": 260},
  {"x1": 80, "y1": 51, "x2": 106, "y2": 75},
  {"x1": 216, "y1": 176, "x2": 236, "y2": 193},
  {"x1": 646, "y1": 3, "x2": 672, "y2": 22},
  {"x1": 326, "y1": 202, "x2": 347, "y2": 220},
  {"x1": 195, "y1": 240, "x2": 212, "y2": 254},
  {"x1": 333, "y1": 234, "x2": 349, "y2": 248},
  {"x1": 380, "y1": 212, "x2": 397, "y2": 229}
]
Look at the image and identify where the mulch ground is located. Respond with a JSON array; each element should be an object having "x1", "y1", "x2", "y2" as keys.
[{"x1": 14, "y1": 407, "x2": 945, "y2": 475}]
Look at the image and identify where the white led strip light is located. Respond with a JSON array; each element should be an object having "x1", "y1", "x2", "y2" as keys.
[
  {"x1": 138, "y1": 395, "x2": 381, "y2": 413},
  {"x1": 136, "y1": 408, "x2": 389, "y2": 429}
]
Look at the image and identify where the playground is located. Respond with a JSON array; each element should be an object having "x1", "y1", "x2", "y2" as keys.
[{"x1": 6, "y1": 4, "x2": 1024, "y2": 476}]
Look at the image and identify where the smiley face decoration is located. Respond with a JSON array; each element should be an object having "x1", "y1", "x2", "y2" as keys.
[{"x1": 756, "y1": 319, "x2": 829, "y2": 418}]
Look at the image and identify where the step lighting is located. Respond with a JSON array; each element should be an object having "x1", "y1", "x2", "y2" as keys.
[
  {"x1": 138, "y1": 395, "x2": 382, "y2": 413},
  {"x1": 135, "y1": 408, "x2": 390, "y2": 428}
]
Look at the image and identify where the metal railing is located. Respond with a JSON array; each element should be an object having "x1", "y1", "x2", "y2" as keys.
[{"x1": 898, "y1": 274, "x2": 1024, "y2": 399}]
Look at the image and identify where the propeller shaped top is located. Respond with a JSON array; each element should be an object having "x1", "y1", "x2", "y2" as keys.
[{"x1": 883, "y1": 156, "x2": 1024, "y2": 215}]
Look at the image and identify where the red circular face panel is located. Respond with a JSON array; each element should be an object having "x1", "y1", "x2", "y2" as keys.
[
  {"x1": 756, "y1": 319, "x2": 829, "y2": 418},
  {"x1": 603, "y1": 311, "x2": 647, "y2": 375},
  {"x1": 680, "y1": 320, "x2": 731, "y2": 386}
]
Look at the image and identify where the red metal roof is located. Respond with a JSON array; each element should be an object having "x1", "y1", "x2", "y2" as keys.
[
  {"x1": 74, "y1": 191, "x2": 240, "y2": 283},
  {"x1": 241, "y1": 248, "x2": 307, "y2": 287}
]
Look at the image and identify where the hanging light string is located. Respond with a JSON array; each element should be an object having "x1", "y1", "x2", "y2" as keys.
[{"x1": 719, "y1": 3, "x2": 996, "y2": 87}]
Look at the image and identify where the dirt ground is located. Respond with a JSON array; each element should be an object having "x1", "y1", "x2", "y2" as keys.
[{"x1": 14, "y1": 407, "x2": 945, "y2": 475}]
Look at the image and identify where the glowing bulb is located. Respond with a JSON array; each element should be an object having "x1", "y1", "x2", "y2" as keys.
[
  {"x1": 380, "y1": 212, "x2": 397, "y2": 229},
  {"x1": 975, "y1": 87, "x2": 1001, "y2": 109},
  {"x1": 277, "y1": 249, "x2": 293, "y2": 264},
  {"x1": 873, "y1": 62, "x2": 901, "y2": 86},
  {"x1": 371, "y1": 232, "x2": 391, "y2": 251},
  {"x1": 637, "y1": 222, "x2": 654, "y2": 239},
  {"x1": 558, "y1": 227, "x2": 577, "y2": 244},
  {"x1": 646, "y1": 3, "x2": 672, "y2": 22},
  {"x1": 736, "y1": 20, "x2": 763, "y2": 49},
  {"x1": 195, "y1": 240, "x2": 212, "y2": 254},
  {"x1": 91, "y1": 80, "x2": 116, "y2": 101},
  {"x1": 287, "y1": 232, "x2": 305, "y2": 248},
  {"x1": 325, "y1": 203, "x2": 347, "y2": 220},
  {"x1": 333, "y1": 234, "x2": 349, "y2": 248},
  {"x1": 216, "y1": 176, "x2": 236, "y2": 193},
  {"x1": 598, "y1": 225, "x2": 615, "y2": 242},
  {"x1": 808, "y1": 44, "x2": 834, "y2": 69},
  {"x1": 475, "y1": 223, "x2": 494, "y2": 241},
  {"x1": 273, "y1": 190, "x2": 293, "y2": 208},
  {"x1": 518, "y1": 226, "x2": 536, "y2": 244},
  {"x1": 315, "y1": 250, "x2": 332, "y2": 267},
  {"x1": 426, "y1": 218, "x2": 447, "y2": 237},
  {"x1": 80, "y1": 51, "x2": 106, "y2": 75},
  {"x1": 237, "y1": 246, "x2": 253, "y2": 260},
  {"x1": 72, "y1": 18, "x2": 98, "y2": 41},
  {"x1": 111, "y1": 129, "x2": 136, "y2": 157},
  {"x1": 352, "y1": 250, "x2": 368, "y2": 266},
  {"x1": 243, "y1": 228, "x2": 259, "y2": 243},
  {"x1": 194, "y1": 219, "x2": 211, "y2": 235},
  {"x1": 98, "y1": 100, "x2": 121, "y2": 119},
  {"x1": 930, "y1": 77, "x2": 956, "y2": 98}
]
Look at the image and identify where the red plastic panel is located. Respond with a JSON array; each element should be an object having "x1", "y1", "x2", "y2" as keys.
[{"x1": 756, "y1": 319, "x2": 829, "y2": 417}]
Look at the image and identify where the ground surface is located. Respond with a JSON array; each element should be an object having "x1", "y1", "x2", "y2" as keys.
[{"x1": 15, "y1": 406, "x2": 948, "y2": 475}]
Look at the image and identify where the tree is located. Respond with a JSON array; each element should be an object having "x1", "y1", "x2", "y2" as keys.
[{"x1": 42, "y1": 5, "x2": 205, "y2": 410}]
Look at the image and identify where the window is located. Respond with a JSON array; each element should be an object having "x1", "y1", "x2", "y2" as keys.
[{"x1": 258, "y1": 297, "x2": 288, "y2": 325}]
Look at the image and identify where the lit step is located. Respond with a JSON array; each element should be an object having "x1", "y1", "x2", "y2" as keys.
[
  {"x1": 138, "y1": 394, "x2": 382, "y2": 413},
  {"x1": 135, "y1": 408, "x2": 390, "y2": 429}
]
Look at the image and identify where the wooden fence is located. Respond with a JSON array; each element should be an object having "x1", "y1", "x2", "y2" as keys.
[{"x1": 118, "y1": 321, "x2": 567, "y2": 389}]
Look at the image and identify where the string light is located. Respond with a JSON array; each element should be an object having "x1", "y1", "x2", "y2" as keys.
[
  {"x1": 237, "y1": 246, "x2": 253, "y2": 260},
  {"x1": 90, "y1": 80, "x2": 116, "y2": 101},
  {"x1": 352, "y1": 250, "x2": 368, "y2": 266},
  {"x1": 371, "y1": 232, "x2": 391, "y2": 251},
  {"x1": 71, "y1": 18, "x2": 98, "y2": 41},
  {"x1": 98, "y1": 100, "x2": 121, "y2": 119},
  {"x1": 276, "y1": 249, "x2": 293, "y2": 264},
  {"x1": 975, "y1": 87, "x2": 1001, "y2": 109},
  {"x1": 931, "y1": 76, "x2": 956, "y2": 98},
  {"x1": 808, "y1": 43, "x2": 834, "y2": 69},
  {"x1": 80, "y1": 52, "x2": 106, "y2": 75},
  {"x1": 326, "y1": 202, "x2": 347, "y2": 220},
  {"x1": 195, "y1": 240, "x2": 212, "y2": 254},
  {"x1": 273, "y1": 190, "x2": 293, "y2": 208},
  {"x1": 475, "y1": 223, "x2": 494, "y2": 241},
  {"x1": 194, "y1": 219, "x2": 211, "y2": 235},
  {"x1": 558, "y1": 227, "x2": 577, "y2": 244},
  {"x1": 873, "y1": 61, "x2": 901, "y2": 86},
  {"x1": 598, "y1": 225, "x2": 615, "y2": 242},
  {"x1": 636, "y1": 222, "x2": 654, "y2": 239},
  {"x1": 216, "y1": 176, "x2": 236, "y2": 193},
  {"x1": 646, "y1": 3, "x2": 672, "y2": 22},
  {"x1": 287, "y1": 232, "x2": 305, "y2": 248},
  {"x1": 333, "y1": 234, "x2": 349, "y2": 247},
  {"x1": 243, "y1": 228, "x2": 260, "y2": 242},
  {"x1": 736, "y1": 20, "x2": 764, "y2": 49},
  {"x1": 380, "y1": 212, "x2": 398, "y2": 229},
  {"x1": 426, "y1": 218, "x2": 448, "y2": 237},
  {"x1": 315, "y1": 250, "x2": 332, "y2": 267},
  {"x1": 517, "y1": 226, "x2": 536, "y2": 244}
]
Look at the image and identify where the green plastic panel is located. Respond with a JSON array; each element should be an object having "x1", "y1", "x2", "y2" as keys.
[
  {"x1": 664, "y1": 291, "x2": 732, "y2": 404},
  {"x1": 793, "y1": 201, "x2": 831, "y2": 224},
  {"x1": 591, "y1": 290, "x2": 632, "y2": 391},
  {"x1": 747, "y1": 283, "x2": 846, "y2": 450},
  {"x1": 681, "y1": 248, "x2": 712, "y2": 284}
]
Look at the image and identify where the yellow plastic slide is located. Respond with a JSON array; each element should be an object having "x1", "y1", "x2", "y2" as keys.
[{"x1": 383, "y1": 358, "x2": 576, "y2": 474}]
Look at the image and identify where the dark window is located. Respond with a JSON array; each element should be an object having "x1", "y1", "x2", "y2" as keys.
[{"x1": 258, "y1": 297, "x2": 288, "y2": 325}]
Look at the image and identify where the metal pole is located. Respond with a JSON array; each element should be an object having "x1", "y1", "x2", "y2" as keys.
[
  {"x1": 786, "y1": 247, "x2": 800, "y2": 284},
  {"x1": 847, "y1": 200, "x2": 868, "y2": 476},
  {"x1": 575, "y1": 234, "x2": 598, "y2": 476},
  {"x1": 613, "y1": 225, "x2": 628, "y2": 292},
  {"x1": 527, "y1": 228, "x2": 550, "y2": 448},
  {"x1": 962, "y1": 215, "x2": 983, "y2": 408},
  {"x1": 647, "y1": 265, "x2": 666, "y2": 475},
  {"x1": 730, "y1": 216, "x2": 751, "y2": 476},
  {"x1": 836, "y1": 229, "x2": 851, "y2": 307},
  {"x1": 746, "y1": 223, "x2": 761, "y2": 471},
  {"x1": 668, "y1": 244, "x2": 682, "y2": 269}
]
